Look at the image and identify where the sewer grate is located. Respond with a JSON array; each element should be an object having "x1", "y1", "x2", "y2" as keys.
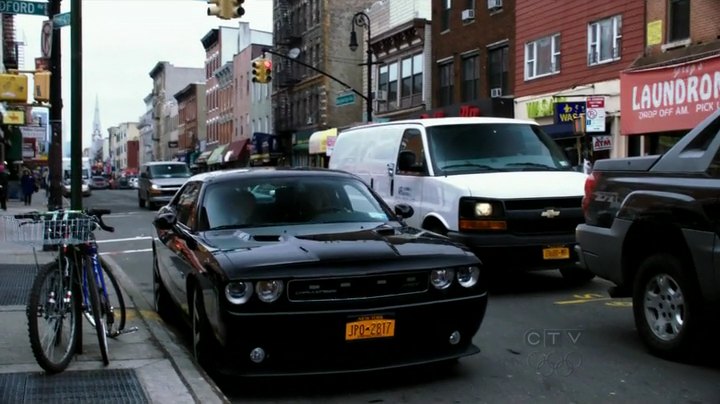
[
  {"x1": 0, "y1": 369, "x2": 150, "y2": 403},
  {"x1": 0, "y1": 264, "x2": 38, "y2": 306}
]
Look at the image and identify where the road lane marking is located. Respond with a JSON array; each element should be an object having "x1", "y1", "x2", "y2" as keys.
[
  {"x1": 99, "y1": 248, "x2": 153, "y2": 256},
  {"x1": 555, "y1": 297, "x2": 613, "y2": 305},
  {"x1": 555, "y1": 293, "x2": 632, "y2": 307},
  {"x1": 96, "y1": 236, "x2": 154, "y2": 244}
]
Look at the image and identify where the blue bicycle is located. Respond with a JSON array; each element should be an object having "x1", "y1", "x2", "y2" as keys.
[{"x1": 4, "y1": 208, "x2": 134, "y2": 373}]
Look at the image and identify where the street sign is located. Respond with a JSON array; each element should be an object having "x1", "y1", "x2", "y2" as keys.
[
  {"x1": 586, "y1": 96, "x2": 606, "y2": 133},
  {"x1": 53, "y1": 11, "x2": 70, "y2": 28},
  {"x1": 335, "y1": 92, "x2": 355, "y2": 107},
  {"x1": 40, "y1": 20, "x2": 52, "y2": 58},
  {"x1": 0, "y1": 0, "x2": 48, "y2": 16}
]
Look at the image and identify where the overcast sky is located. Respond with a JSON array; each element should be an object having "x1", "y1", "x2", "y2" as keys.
[{"x1": 15, "y1": 0, "x2": 273, "y2": 149}]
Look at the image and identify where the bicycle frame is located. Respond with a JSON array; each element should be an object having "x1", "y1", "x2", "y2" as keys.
[{"x1": 80, "y1": 243, "x2": 114, "y2": 327}]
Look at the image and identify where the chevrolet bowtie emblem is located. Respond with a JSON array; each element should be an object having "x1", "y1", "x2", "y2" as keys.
[{"x1": 541, "y1": 209, "x2": 560, "y2": 218}]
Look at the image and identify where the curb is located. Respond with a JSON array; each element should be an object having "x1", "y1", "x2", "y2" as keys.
[{"x1": 100, "y1": 255, "x2": 229, "y2": 404}]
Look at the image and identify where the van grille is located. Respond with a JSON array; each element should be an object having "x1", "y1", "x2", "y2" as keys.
[{"x1": 504, "y1": 197, "x2": 583, "y2": 236}]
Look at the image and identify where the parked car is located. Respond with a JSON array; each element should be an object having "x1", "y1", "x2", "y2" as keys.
[
  {"x1": 128, "y1": 176, "x2": 138, "y2": 189},
  {"x1": 329, "y1": 117, "x2": 592, "y2": 282},
  {"x1": 90, "y1": 175, "x2": 109, "y2": 189},
  {"x1": 116, "y1": 176, "x2": 131, "y2": 189},
  {"x1": 62, "y1": 178, "x2": 91, "y2": 197},
  {"x1": 138, "y1": 161, "x2": 191, "y2": 209},
  {"x1": 576, "y1": 108, "x2": 720, "y2": 360},
  {"x1": 152, "y1": 168, "x2": 487, "y2": 376}
]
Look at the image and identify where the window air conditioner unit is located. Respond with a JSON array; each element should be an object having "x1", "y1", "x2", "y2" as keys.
[
  {"x1": 461, "y1": 9, "x2": 475, "y2": 21},
  {"x1": 490, "y1": 88, "x2": 503, "y2": 98},
  {"x1": 376, "y1": 90, "x2": 388, "y2": 101},
  {"x1": 487, "y1": 0, "x2": 502, "y2": 9}
]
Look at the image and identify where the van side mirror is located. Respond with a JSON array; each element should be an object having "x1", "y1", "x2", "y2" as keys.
[
  {"x1": 140, "y1": 172, "x2": 148, "y2": 179},
  {"x1": 394, "y1": 203, "x2": 414, "y2": 219}
]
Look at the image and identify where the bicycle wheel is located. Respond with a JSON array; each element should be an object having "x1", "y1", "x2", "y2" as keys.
[
  {"x1": 100, "y1": 261, "x2": 126, "y2": 336},
  {"x1": 27, "y1": 260, "x2": 81, "y2": 373},
  {"x1": 84, "y1": 257, "x2": 109, "y2": 365}
]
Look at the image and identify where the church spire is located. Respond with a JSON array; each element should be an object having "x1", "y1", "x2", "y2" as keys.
[{"x1": 92, "y1": 95, "x2": 102, "y2": 141}]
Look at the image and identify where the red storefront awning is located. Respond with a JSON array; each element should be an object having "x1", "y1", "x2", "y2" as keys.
[{"x1": 620, "y1": 54, "x2": 720, "y2": 135}]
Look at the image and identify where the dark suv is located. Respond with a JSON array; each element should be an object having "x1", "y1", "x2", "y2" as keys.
[{"x1": 138, "y1": 162, "x2": 191, "y2": 209}]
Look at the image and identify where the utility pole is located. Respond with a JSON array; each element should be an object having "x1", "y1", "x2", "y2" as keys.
[
  {"x1": 47, "y1": 0, "x2": 63, "y2": 210},
  {"x1": 70, "y1": 0, "x2": 82, "y2": 210}
]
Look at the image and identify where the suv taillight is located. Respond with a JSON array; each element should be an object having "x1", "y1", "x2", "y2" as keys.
[{"x1": 581, "y1": 172, "x2": 598, "y2": 218}]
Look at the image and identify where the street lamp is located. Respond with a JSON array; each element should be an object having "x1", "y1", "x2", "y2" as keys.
[{"x1": 349, "y1": 12, "x2": 373, "y2": 123}]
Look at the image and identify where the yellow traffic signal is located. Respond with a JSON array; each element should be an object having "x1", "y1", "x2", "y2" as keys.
[
  {"x1": 262, "y1": 59, "x2": 272, "y2": 83},
  {"x1": 252, "y1": 59, "x2": 264, "y2": 83},
  {"x1": 34, "y1": 71, "x2": 51, "y2": 102}
]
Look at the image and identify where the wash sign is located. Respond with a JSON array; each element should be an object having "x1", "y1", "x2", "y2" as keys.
[{"x1": 554, "y1": 102, "x2": 586, "y2": 125}]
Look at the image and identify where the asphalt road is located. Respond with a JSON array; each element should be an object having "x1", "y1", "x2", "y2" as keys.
[{"x1": 86, "y1": 189, "x2": 720, "y2": 403}]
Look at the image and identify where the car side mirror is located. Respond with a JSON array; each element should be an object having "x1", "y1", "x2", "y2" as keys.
[
  {"x1": 394, "y1": 203, "x2": 414, "y2": 219},
  {"x1": 154, "y1": 210, "x2": 177, "y2": 230}
]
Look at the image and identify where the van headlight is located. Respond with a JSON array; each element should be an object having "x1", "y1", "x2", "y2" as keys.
[
  {"x1": 255, "y1": 280, "x2": 284, "y2": 303},
  {"x1": 430, "y1": 269, "x2": 455, "y2": 290},
  {"x1": 475, "y1": 202, "x2": 493, "y2": 216},
  {"x1": 225, "y1": 282, "x2": 253, "y2": 304},
  {"x1": 151, "y1": 183, "x2": 160, "y2": 190},
  {"x1": 456, "y1": 266, "x2": 480, "y2": 288}
]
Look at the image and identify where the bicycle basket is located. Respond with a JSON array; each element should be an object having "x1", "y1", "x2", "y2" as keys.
[{"x1": 0, "y1": 214, "x2": 95, "y2": 247}]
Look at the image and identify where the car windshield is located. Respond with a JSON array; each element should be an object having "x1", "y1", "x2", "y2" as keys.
[
  {"x1": 200, "y1": 176, "x2": 393, "y2": 231},
  {"x1": 427, "y1": 123, "x2": 573, "y2": 175},
  {"x1": 149, "y1": 164, "x2": 191, "y2": 178}
]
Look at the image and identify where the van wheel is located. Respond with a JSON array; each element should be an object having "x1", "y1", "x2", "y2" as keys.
[
  {"x1": 138, "y1": 193, "x2": 146, "y2": 208},
  {"x1": 424, "y1": 222, "x2": 448, "y2": 237}
]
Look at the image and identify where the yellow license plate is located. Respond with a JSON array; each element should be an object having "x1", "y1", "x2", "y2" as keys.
[
  {"x1": 345, "y1": 318, "x2": 395, "y2": 341},
  {"x1": 543, "y1": 247, "x2": 570, "y2": 260}
]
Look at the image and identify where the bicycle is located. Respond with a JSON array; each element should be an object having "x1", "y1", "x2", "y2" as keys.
[{"x1": 1, "y1": 208, "x2": 136, "y2": 373}]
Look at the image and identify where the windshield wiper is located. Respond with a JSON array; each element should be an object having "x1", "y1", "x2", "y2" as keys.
[
  {"x1": 504, "y1": 162, "x2": 560, "y2": 170},
  {"x1": 439, "y1": 163, "x2": 495, "y2": 171}
]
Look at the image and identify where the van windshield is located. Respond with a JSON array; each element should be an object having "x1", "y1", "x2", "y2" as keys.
[
  {"x1": 426, "y1": 123, "x2": 573, "y2": 175},
  {"x1": 149, "y1": 164, "x2": 191, "y2": 178}
]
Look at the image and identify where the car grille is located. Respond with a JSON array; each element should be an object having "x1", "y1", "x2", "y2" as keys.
[
  {"x1": 504, "y1": 197, "x2": 583, "y2": 236},
  {"x1": 287, "y1": 271, "x2": 429, "y2": 302}
]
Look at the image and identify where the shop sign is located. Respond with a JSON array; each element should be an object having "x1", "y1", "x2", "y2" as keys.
[
  {"x1": 554, "y1": 102, "x2": 586, "y2": 124},
  {"x1": 527, "y1": 97, "x2": 566, "y2": 119},
  {"x1": 593, "y1": 135, "x2": 612, "y2": 151},
  {"x1": 3, "y1": 110, "x2": 25, "y2": 125},
  {"x1": 20, "y1": 125, "x2": 46, "y2": 139},
  {"x1": 585, "y1": 96, "x2": 606, "y2": 133},
  {"x1": 620, "y1": 54, "x2": 720, "y2": 135}
]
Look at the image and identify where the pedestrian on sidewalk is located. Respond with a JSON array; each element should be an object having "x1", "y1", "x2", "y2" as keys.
[
  {"x1": 21, "y1": 169, "x2": 36, "y2": 206},
  {"x1": 0, "y1": 163, "x2": 8, "y2": 210}
]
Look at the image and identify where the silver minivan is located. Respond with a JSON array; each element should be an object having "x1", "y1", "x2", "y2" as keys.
[{"x1": 138, "y1": 161, "x2": 191, "y2": 209}]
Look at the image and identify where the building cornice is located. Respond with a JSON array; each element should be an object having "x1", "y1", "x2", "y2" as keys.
[{"x1": 201, "y1": 29, "x2": 220, "y2": 50}]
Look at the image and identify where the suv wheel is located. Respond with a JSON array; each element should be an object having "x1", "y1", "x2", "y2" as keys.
[
  {"x1": 632, "y1": 253, "x2": 705, "y2": 359},
  {"x1": 138, "y1": 192, "x2": 145, "y2": 208}
]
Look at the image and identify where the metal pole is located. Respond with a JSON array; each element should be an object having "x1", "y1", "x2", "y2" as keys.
[
  {"x1": 365, "y1": 18, "x2": 372, "y2": 123},
  {"x1": 47, "y1": 0, "x2": 63, "y2": 210},
  {"x1": 70, "y1": 0, "x2": 82, "y2": 210}
]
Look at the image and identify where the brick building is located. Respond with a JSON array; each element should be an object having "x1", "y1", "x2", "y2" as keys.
[
  {"x1": 429, "y1": 0, "x2": 515, "y2": 118},
  {"x1": 620, "y1": 0, "x2": 720, "y2": 154},
  {"x1": 513, "y1": 0, "x2": 645, "y2": 162},
  {"x1": 174, "y1": 82, "x2": 207, "y2": 167}
]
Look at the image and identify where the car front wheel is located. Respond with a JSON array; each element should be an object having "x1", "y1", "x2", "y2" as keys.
[
  {"x1": 632, "y1": 253, "x2": 705, "y2": 360},
  {"x1": 153, "y1": 254, "x2": 176, "y2": 323},
  {"x1": 191, "y1": 288, "x2": 217, "y2": 369}
]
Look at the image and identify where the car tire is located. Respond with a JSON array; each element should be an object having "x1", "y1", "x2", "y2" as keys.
[
  {"x1": 153, "y1": 254, "x2": 176, "y2": 324},
  {"x1": 192, "y1": 287, "x2": 217, "y2": 369},
  {"x1": 632, "y1": 253, "x2": 706, "y2": 360},
  {"x1": 559, "y1": 266, "x2": 595, "y2": 284},
  {"x1": 138, "y1": 192, "x2": 146, "y2": 208}
]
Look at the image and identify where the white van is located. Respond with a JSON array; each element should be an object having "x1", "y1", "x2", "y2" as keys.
[{"x1": 329, "y1": 117, "x2": 593, "y2": 281}]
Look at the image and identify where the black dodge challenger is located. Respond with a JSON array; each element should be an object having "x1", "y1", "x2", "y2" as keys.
[{"x1": 152, "y1": 167, "x2": 488, "y2": 376}]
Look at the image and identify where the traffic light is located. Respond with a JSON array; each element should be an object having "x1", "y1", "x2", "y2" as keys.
[
  {"x1": 207, "y1": 0, "x2": 244, "y2": 19},
  {"x1": 34, "y1": 71, "x2": 51, "y2": 103},
  {"x1": 251, "y1": 58, "x2": 272, "y2": 84},
  {"x1": 262, "y1": 59, "x2": 272, "y2": 83}
]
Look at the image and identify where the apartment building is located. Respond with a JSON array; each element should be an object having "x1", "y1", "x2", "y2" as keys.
[
  {"x1": 174, "y1": 82, "x2": 207, "y2": 167},
  {"x1": 430, "y1": 0, "x2": 515, "y2": 118},
  {"x1": 109, "y1": 122, "x2": 140, "y2": 174},
  {"x1": 513, "y1": 0, "x2": 645, "y2": 162},
  {"x1": 620, "y1": 0, "x2": 720, "y2": 154},
  {"x1": 272, "y1": 0, "x2": 375, "y2": 166}
]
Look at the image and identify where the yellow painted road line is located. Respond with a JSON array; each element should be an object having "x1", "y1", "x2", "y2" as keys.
[{"x1": 555, "y1": 297, "x2": 613, "y2": 305}]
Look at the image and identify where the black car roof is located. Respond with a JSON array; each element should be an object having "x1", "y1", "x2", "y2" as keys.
[{"x1": 189, "y1": 167, "x2": 356, "y2": 184}]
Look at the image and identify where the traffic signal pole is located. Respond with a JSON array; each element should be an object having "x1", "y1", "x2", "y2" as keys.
[
  {"x1": 70, "y1": 0, "x2": 82, "y2": 210},
  {"x1": 47, "y1": 0, "x2": 63, "y2": 210}
]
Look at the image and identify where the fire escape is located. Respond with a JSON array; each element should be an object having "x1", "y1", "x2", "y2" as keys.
[
  {"x1": 273, "y1": 0, "x2": 302, "y2": 137},
  {"x1": 2, "y1": 14, "x2": 19, "y2": 71}
]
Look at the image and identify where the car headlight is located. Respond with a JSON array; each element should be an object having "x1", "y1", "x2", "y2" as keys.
[
  {"x1": 475, "y1": 202, "x2": 493, "y2": 216},
  {"x1": 225, "y1": 282, "x2": 253, "y2": 305},
  {"x1": 456, "y1": 266, "x2": 480, "y2": 288},
  {"x1": 255, "y1": 280, "x2": 284, "y2": 303},
  {"x1": 151, "y1": 184, "x2": 160, "y2": 190},
  {"x1": 430, "y1": 269, "x2": 455, "y2": 290}
]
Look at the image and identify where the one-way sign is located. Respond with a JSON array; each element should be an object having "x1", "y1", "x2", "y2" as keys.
[{"x1": 0, "y1": 0, "x2": 48, "y2": 16}]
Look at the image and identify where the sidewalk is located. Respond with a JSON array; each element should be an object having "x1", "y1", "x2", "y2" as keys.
[{"x1": 0, "y1": 195, "x2": 228, "y2": 403}]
